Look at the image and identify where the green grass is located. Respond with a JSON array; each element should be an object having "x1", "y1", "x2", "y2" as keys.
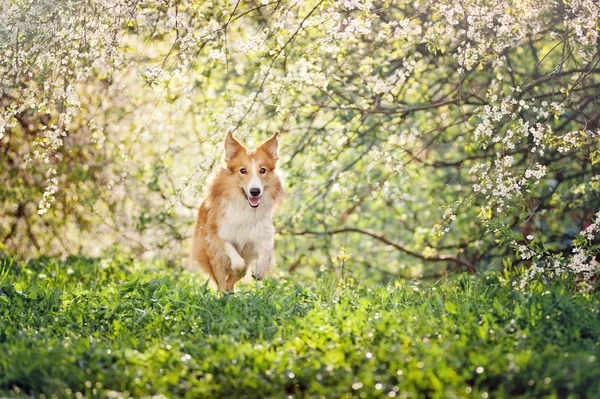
[{"x1": 1, "y1": 255, "x2": 599, "y2": 398}]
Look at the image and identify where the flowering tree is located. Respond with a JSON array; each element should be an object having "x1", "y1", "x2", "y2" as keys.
[{"x1": 1, "y1": 0, "x2": 599, "y2": 287}]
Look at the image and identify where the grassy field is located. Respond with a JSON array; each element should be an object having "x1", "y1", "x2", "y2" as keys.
[{"x1": 1, "y1": 255, "x2": 599, "y2": 398}]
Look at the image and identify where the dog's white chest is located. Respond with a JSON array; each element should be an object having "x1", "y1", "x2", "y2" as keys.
[{"x1": 217, "y1": 198, "x2": 274, "y2": 248}]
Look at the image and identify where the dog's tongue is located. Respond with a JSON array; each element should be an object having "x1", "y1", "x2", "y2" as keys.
[{"x1": 249, "y1": 197, "x2": 260, "y2": 207}]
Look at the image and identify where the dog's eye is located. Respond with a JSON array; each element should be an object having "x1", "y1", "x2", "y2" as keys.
[
  {"x1": 259, "y1": 167, "x2": 267, "y2": 174},
  {"x1": 240, "y1": 168, "x2": 247, "y2": 174}
]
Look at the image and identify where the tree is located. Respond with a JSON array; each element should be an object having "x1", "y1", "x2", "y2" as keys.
[{"x1": 1, "y1": 0, "x2": 599, "y2": 287}]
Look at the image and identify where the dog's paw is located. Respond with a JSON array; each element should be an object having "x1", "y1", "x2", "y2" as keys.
[
  {"x1": 251, "y1": 268, "x2": 269, "y2": 281},
  {"x1": 234, "y1": 268, "x2": 247, "y2": 278},
  {"x1": 230, "y1": 257, "x2": 247, "y2": 277},
  {"x1": 251, "y1": 271, "x2": 262, "y2": 280}
]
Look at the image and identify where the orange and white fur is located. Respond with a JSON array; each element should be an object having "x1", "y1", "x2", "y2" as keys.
[{"x1": 190, "y1": 131, "x2": 284, "y2": 291}]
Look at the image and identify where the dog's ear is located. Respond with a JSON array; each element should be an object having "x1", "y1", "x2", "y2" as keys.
[
  {"x1": 224, "y1": 130, "x2": 245, "y2": 162},
  {"x1": 258, "y1": 131, "x2": 279, "y2": 162}
]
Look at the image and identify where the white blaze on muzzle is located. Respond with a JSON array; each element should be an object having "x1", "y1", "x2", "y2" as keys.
[{"x1": 245, "y1": 160, "x2": 263, "y2": 208}]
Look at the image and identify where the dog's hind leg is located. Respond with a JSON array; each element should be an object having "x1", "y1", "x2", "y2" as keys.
[{"x1": 212, "y1": 263, "x2": 230, "y2": 291}]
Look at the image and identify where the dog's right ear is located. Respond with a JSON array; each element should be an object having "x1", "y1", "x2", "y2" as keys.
[{"x1": 224, "y1": 130, "x2": 245, "y2": 163}]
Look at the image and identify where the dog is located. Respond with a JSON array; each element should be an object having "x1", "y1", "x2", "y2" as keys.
[{"x1": 190, "y1": 131, "x2": 284, "y2": 291}]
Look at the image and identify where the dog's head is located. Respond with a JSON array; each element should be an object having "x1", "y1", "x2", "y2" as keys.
[{"x1": 224, "y1": 131, "x2": 283, "y2": 208}]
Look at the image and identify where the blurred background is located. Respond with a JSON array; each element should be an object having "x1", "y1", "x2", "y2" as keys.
[{"x1": 1, "y1": 0, "x2": 599, "y2": 283}]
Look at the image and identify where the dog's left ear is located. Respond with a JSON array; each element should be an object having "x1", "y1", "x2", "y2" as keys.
[{"x1": 258, "y1": 131, "x2": 279, "y2": 161}]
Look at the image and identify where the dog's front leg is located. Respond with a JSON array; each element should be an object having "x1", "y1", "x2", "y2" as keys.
[
  {"x1": 224, "y1": 241, "x2": 246, "y2": 278},
  {"x1": 252, "y1": 242, "x2": 274, "y2": 280}
]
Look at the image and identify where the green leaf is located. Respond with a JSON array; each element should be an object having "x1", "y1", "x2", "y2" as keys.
[{"x1": 445, "y1": 301, "x2": 458, "y2": 314}]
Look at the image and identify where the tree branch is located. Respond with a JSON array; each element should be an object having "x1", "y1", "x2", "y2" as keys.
[{"x1": 291, "y1": 228, "x2": 476, "y2": 272}]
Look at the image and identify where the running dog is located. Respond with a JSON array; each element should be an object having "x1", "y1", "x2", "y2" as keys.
[{"x1": 190, "y1": 131, "x2": 284, "y2": 291}]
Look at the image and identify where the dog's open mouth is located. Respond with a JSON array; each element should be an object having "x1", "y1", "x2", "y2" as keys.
[
  {"x1": 242, "y1": 188, "x2": 261, "y2": 208},
  {"x1": 247, "y1": 196, "x2": 261, "y2": 207}
]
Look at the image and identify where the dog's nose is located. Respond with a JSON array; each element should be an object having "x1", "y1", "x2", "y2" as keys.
[{"x1": 249, "y1": 188, "x2": 261, "y2": 197}]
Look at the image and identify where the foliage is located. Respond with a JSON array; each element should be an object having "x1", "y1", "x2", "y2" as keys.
[
  {"x1": 1, "y1": 0, "x2": 600, "y2": 283},
  {"x1": 1, "y1": 255, "x2": 600, "y2": 398}
]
